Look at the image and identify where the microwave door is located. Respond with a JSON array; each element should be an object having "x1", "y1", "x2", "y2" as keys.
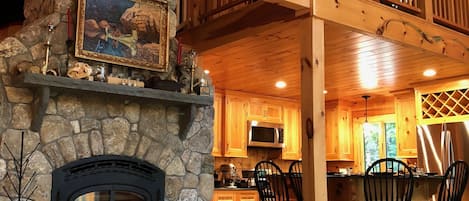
[{"x1": 249, "y1": 126, "x2": 283, "y2": 148}]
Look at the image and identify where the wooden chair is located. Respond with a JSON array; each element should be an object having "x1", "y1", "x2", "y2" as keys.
[
  {"x1": 254, "y1": 161, "x2": 289, "y2": 201},
  {"x1": 364, "y1": 158, "x2": 414, "y2": 201},
  {"x1": 437, "y1": 160, "x2": 469, "y2": 201},
  {"x1": 288, "y1": 160, "x2": 302, "y2": 201}
]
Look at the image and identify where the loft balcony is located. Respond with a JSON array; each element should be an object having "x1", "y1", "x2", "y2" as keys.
[{"x1": 176, "y1": 0, "x2": 469, "y2": 50}]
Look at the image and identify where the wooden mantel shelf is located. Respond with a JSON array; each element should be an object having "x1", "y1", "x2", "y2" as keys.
[{"x1": 14, "y1": 72, "x2": 213, "y2": 133}]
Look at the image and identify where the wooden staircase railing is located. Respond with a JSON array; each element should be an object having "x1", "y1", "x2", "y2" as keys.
[{"x1": 432, "y1": 0, "x2": 469, "y2": 34}]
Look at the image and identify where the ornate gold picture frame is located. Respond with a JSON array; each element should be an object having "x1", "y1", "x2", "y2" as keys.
[{"x1": 75, "y1": 0, "x2": 169, "y2": 72}]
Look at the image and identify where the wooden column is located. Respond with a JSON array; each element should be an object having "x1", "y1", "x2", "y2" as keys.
[{"x1": 300, "y1": 16, "x2": 327, "y2": 201}]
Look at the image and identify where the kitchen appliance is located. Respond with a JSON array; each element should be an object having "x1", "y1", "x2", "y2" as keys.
[
  {"x1": 417, "y1": 121, "x2": 469, "y2": 199},
  {"x1": 220, "y1": 164, "x2": 238, "y2": 188},
  {"x1": 248, "y1": 120, "x2": 284, "y2": 148}
]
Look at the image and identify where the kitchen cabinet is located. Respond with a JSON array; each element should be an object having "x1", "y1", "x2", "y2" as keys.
[
  {"x1": 224, "y1": 92, "x2": 249, "y2": 157},
  {"x1": 213, "y1": 191, "x2": 235, "y2": 201},
  {"x1": 393, "y1": 89, "x2": 417, "y2": 158},
  {"x1": 325, "y1": 100, "x2": 353, "y2": 161},
  {"x1": 248, "y1": 98, "x2": 283, "y2": 123},
  {"x1": 212, "y1": 190, "x2": 259, "y2": 201},
  {"x1": 282, "y1": 102, "x2": 302, "y2": 160},
  {"x1": 212, "y1": 92, "x2": 223, "y2": 157}
]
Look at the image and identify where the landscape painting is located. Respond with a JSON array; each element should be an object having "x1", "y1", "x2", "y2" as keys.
[{"x1": 75, "y1": 0, "x2": 169, "y2": 72}]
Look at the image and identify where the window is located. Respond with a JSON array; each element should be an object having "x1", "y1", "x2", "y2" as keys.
[{"x1": 360, "y1": 114, "x2": 397, "y2": 171}]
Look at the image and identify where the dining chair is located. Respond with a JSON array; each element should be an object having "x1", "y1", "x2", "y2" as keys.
[
  {"x1": 288, "y1": 160, "x2": 302, "y2": 201},
  {"x1": 437, "y1": 160, "x2": 469, "y2": 201},
  {"x1": 254, "y1": 160, "x2": 289, "y2": 201},
  {"x1": 364, "y1": 158, "x2": 414, "y2": 201}
]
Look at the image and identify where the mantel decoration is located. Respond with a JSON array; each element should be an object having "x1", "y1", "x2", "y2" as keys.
[{"x1": 75, "y1": 0, "x2": 170, "y2": 72}]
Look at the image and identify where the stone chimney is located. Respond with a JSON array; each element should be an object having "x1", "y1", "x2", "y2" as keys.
[{"x1": 0, "y1": 0, "x2": 215, "y2": 201}]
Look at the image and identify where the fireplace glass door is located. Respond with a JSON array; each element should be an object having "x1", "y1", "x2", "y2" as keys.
[{"x1": 74, "y1": 191, "x2": 144, "y2": 201}]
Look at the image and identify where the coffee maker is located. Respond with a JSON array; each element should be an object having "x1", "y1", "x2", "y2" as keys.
[{"x1": 220, "y1": 163, "x2": 238, "y2": 188}]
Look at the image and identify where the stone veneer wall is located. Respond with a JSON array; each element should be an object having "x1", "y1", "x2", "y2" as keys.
[
  {"x1": 0, "y1": 0, "x2": 215, "y2": 201},
  {"x1": 0, "y1": 90, "x2": 215, "y2": 201}
]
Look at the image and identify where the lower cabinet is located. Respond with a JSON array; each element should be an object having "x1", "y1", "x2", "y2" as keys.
[{"x1": 213, "y1": 190, "x2": 259, "y2": 201}]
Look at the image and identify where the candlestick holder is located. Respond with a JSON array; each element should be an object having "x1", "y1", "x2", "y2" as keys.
[{"x1": 41, "y1": 24, "x2": 56, "y2": 75}]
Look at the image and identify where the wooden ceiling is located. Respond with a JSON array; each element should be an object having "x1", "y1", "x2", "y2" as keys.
[{"x1": 197, "y1": 18, "x2": 469, "y2": 102}]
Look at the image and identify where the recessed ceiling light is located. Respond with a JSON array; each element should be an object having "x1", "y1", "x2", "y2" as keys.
[
  {"x1": 204, "y1": 69, "x2": 210, "y2": 74},
  {"x1": 423, "y1": 69, "x2": 436, "y2": 77},
  {"x1": 323, "y1": 90, "x2": 328, "y2": 94},
  {"x1": 275, "y1": 81, "x2": 286, "y2": 89}
]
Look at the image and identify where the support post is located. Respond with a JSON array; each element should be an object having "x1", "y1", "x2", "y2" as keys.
[{"x1": 300, "y1": 16, "x2": 327, "y2": 201}]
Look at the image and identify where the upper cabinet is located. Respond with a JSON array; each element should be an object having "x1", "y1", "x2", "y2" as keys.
[
  {"x1": 282, "y1": 102, "x2": 302, "y2": 160},
  {"x1": 248, "y1": 98, "x2": 283, "y2": 123},
  {"x1": 393, "y1": 89, "x2": 418, "y2": 158},
  {"x1": 224, "y1": 92, "x2": 249, "y2": 158},
  {"x1": 213, "y1": 90, "x2": 301, "y2": 158},
  {"x1": 212, "y1": 92, "x2": 224, "y2": 157},
  {"x1": 325, "y1": 100, "x2": 353, "y2": 161}
]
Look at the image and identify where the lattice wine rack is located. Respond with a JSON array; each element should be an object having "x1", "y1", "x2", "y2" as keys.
[{"x1": 417, "y1": 88, "x2": 469, "y2": 124}]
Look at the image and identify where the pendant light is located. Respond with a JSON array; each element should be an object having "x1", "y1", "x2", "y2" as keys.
[
  {"x1": 362, "y1": 95, "x2": 371, "y2": 134},
  {"x1": 362, "y1": 95, "x2": 370, "y2": 123}
]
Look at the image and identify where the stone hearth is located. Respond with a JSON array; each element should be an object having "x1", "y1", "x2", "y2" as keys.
[{"x1": 0, "y1": 0, "x2": 215, "y2": 201}]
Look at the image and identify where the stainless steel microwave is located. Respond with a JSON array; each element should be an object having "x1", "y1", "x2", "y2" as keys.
[{"x1": 248, "y1": 120, "x2": 284, "y2": 148}]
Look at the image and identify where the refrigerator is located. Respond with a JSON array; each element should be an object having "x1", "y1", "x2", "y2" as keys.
[{"x1": 417, "y1": 121, "x2": 469, "y2": 200}]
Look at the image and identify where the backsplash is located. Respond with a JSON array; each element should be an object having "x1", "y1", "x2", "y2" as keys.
[{"x1": 214, "y1": 147, "x2": 297, "y2": 180}]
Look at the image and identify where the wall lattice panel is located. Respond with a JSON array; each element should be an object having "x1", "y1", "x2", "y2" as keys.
[{"x1": 417, "y1": 87, "x2": 469, "y2": 124}]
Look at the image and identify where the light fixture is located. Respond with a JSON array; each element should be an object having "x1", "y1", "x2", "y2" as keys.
[
  {"x1": 423, "y1": 69, "x2": 436, "y2": 77},
  {"x1": 323, "y1": 90, "x2": 328, "y2": 94},
  {"x1": 275, "y1": 81, "x2": 286, "y2": 89},
  {"x1": 362, "y1": 95, "x2": 370, "y2": 122},
  {"x1": 204, "y1": 69, "x2": 210, "y2": 74}
]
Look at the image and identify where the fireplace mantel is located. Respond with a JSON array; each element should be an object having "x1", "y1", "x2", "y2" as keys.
[{"x1": 13, "y1": 72, "x2": 213, "y2": 133}]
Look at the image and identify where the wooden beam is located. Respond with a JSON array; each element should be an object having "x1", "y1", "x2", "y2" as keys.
[
  {"x1": 300, "y1": 16, "x2": 327, "y2": 201},
  {"x1": 313, "y1": 0, "x2": 469, "y2": 64},
  {"x1": 178, "y1": 1, "x2": 297, "y2": 51},
  {"x1": 264, "y1": 0, "x2": 310, "y2": 10}
]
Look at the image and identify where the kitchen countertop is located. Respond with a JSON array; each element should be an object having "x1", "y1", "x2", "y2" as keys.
[
  {"x1": 214, "y1": 187, "x2": 257, "y2": 191},
  {"x1": 327, "y1": 173, "x2": 444, "y2": 179}
]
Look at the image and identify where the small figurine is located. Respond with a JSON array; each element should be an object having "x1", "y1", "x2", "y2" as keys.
[{"x1": 67, "y1": 62, "x2": 93, "y2": 80}]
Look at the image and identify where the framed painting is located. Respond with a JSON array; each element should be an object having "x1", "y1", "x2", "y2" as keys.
[{"x1": 75, "y1": 0, "x2": 169, "y2": 72}]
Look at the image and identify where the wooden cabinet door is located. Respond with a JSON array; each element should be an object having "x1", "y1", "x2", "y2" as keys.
[
  {"x1": 325, "y1": 106, "x2": 339, "y2": 160},
  {"x1": 212, "y1": 93, "x2": 223, "y2": 157},
  {"x1": 224, "y1": 94, "x2": 248, "y2": 157},
  {"x1": 248, "y1": 99, "x2": 282, "y2": 123},
  {"x1": 394, "y1": 90, "x2": 417, "y2": 158},
  {"x1": 338, "y1": 108, "x2": 353, "y2": 160},
  {"x1": 237, "y1": 191, "x2": 259, "y2": 201},
  {"x1": 213, "y1": 191, "x2": 236, "y2": 201},
  {"x1": 263, "y1": 103, "x2": 283, "y2": 123},
  {"x1": 248, "y1": 101, "x2": 265, "y2": 120},
  {"x1": 282, "y1": 102, "x2": 302, "y2": 160},
  {"x1": 325, "y1": 100, "x2": 353, "y2": 161}
]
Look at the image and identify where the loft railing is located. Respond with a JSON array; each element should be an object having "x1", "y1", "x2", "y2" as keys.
[
  {"x1": 379, "y1": 0, "x2": 422, "y2": 15},
  {"x1": 378, "y1": 0, "x2": 469, "y2": 35},
  {"x1": 177, "y1": 0, "x2": 257, "y2": 29},
  {"x1": 177, "y1": 0, "x2": 469, "y2": 35},
  {"x1": 432, "y1": 0, "x2": 469, "y2": 34}
]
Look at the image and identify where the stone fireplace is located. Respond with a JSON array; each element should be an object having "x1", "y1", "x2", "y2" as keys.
[{"x1": 0, "y1": 0, "x2": 215, "y2": 201}]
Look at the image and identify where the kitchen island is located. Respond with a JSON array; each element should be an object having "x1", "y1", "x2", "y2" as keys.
[{"x1": 327, "y1": 174, "x2": 443, "y2": 201}]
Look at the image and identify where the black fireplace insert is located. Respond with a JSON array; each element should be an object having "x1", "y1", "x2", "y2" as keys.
[{"x1": 51, "y1": 155, "x2": 165, "y2": 201}]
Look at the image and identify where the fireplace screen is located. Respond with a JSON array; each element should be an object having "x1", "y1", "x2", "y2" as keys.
[{"x1": 52, "y1": 155, "x2": 165, "y2": 201}]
